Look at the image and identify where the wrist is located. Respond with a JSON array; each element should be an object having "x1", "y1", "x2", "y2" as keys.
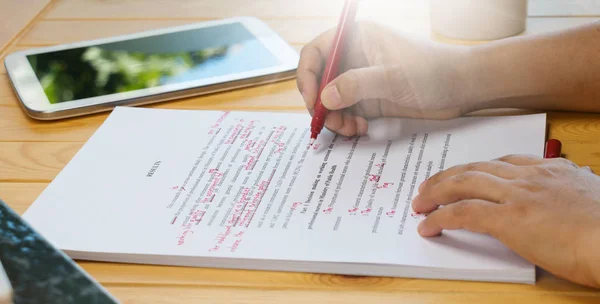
[
  {"x1": 582, "y1": 229, "x2": 600, "y2": 288},
  {"x1": 429, "y1": 44, "x2": 488, "y2": 116},
  {"x1": 456, "y1": 39, "x2": 558, "y2": 112},
  {"x1": 456, "y1": 44, "x2": 513, "y2": 112},
  {"x1": 440, "y1": 45, "x2": 498, "y2": 115}
]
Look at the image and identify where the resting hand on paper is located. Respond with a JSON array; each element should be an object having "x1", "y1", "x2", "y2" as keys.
[
  {"x1": 412, "y1": 155, "x2": 600, "y2": 288},
  {"x1": 296, "y1": 22, "x2": 472, "y2": 137}
]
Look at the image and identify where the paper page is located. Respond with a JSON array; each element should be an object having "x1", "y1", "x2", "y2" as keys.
[{"x1": 23, "y1": 107, "x2": 545, "y2": 272}]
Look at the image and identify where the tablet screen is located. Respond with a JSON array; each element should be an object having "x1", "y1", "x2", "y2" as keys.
[{"x1": 25, "y1": 22, "x2": 281, "y2": 104}]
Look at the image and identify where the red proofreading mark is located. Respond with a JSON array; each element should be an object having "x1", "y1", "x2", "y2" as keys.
[
  {"x1": 377, "y1": 182, "x2": 394, "y2": 189},
  {"x1": 411, "y1": 212, "x2": 428, "y2": 218},
  {"x1": 369, "y1": 175, "x2": 380, "y2": 182},
  {"x1": 386, "y1": 210, "x2": 396, "y2": 216},
  {"x1": 274, "y1": 142, "x2": 286, "y2": 154},
  {"x1": 312, "y1": 143, "x2": 321, "y2": 150},
  {"x1": 171, "y1": 186, "x2": 179, "y2": 190},
  {"x1": 348, "y1": 207, "x2": 358, "y2": 214},
  {"x1": 361, "y1": 208, "x2": 372, "y2": 215},
  {"x1": 323, "y1": 207, "x2": 333, "y2": 214}
]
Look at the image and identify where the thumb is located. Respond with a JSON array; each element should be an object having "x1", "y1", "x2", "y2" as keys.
[{"x1": 320, "y1": 65, "x2": 391, "y2": 110}]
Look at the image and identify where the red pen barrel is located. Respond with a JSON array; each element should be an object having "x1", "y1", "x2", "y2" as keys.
[
  {"x1": 545, "y1": 139, "x2": 562, "y2": 158},
  {"x1": 309, "y1": 0, "x2": 359, "y2": 141}
]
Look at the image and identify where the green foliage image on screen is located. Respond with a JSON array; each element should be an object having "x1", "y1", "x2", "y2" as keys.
[
  {"x1": 27, "y1": 46, "x2": 227, "y2": 104},
  {"x1": 25, "y1": 22, "x2": 281, "y2": 104}
]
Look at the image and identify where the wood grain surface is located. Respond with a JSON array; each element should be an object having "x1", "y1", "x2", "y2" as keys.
[{"x1": 1, "y1": 1, "x2": 600, "y2": 303}]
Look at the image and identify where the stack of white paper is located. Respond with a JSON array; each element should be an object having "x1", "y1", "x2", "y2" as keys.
[{"x1": 22, "y1": 107, "x2": 546, "y2": 284}]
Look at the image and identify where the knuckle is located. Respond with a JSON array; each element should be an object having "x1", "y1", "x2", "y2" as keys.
[
  {"x1": 324, "y1": 123, "x2": 342, "y2": 135},
  {"x1": 450, "y1": 174, "x2": 467, "y2": 185},
  {"x1": 423, "y1": 172, "x2": 443, "y2": 188},
  {"x1": 513, "y1": 178, "x2": 545, "y2": 193},
  {"x1": 299, "y1": 45, "x2": 310, "y2": 58},
  {"x1": 554, "y1": 158, "x2": 579, "y2": 168},
  {"x1": 489, "y1": 160, "x2": 510, "y2": 167},
  {"x1": 465, "y1": 161, "x2": 484, "y2": 172},
  {"x1": 453, "y1": 202, "x2": 490, "y2": 234},
  {"x1": 425, "y1": 172, "x2": 441, "y2": 184},
  {"x1": 497, "y1": 154, "x2": 520, "y2": 162},
  {"x1": 298, "y1": 46, "x2": 317, "y2": 66},
  {"x1": 451, "y1": 171, "x2": 481, "y2": 185},
  {"x1": 531, "y1": 165, "x2": 557, "y2": 178},
  {"x1": 507, "y1": 202, "x2": 530, "y2": 219},
  {"x1": 452, "y1": 201, "x2": 473, "y2": 218},
  {"x1": 336, "y1": 127, "x2": 355, "y2": 137},
  {"x1": 338, "y1": 70, "x2": 361, "y2": 99}
]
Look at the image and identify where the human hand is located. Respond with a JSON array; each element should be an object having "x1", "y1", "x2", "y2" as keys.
[
  {"x1": 412, "y1": 155, "x2": 600, "y2": 288},
  {"x1": 296, "y1": 21, "x2": 477, "y2": 137}
]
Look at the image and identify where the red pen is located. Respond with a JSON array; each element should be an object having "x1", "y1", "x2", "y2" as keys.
[
  {"x1": 309, "y1": 0, "x2": 359, "y2": 146},
  {"x1": 544, "y1": 138, "x2": 562, "y2": 158}
]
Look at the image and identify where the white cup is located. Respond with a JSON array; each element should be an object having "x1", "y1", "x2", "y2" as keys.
[{"x1": 430, "y1": 0, "x2": 528, "y2": 40}]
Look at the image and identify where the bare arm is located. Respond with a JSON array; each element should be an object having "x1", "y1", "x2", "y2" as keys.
[
  {"x1": 462, "y1": 21, "x2": 600, "y2": 113},
  {"x1": 296, "y1": 21, "x2": 600, "y2": 136}
]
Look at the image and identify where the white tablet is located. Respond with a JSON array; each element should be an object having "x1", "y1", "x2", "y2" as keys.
[{"x1": 4, "y1": 17, "x2": 299, "y2": 120}]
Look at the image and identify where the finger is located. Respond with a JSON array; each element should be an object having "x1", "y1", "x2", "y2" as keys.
[
  {"x1": 417, "y1": 199, "x2": 502, "y2": 237},
  {"x1": 419, "y1": 161, "x2": 521, "y2": 193},
  {"x1": 495, "y1": 154, "x2": 578, "y2": 169},
  {"x1": 297, "y1": 47, "x2": 320, "y2": 110},
  {"x1": 296, "y1": 28, "x2": 337, "y2": 109},
  {"x1": 335, "y1": 112, "x2": 358, "y2": 137},
  {"x1": 337, "y1": 112, "x2": 369, "y2": 137},
  {"x1": 412, "y1": 171, "x2": 512, "y2": 213},
  {"x1": 544, "y1": 157, "x2": 579, "y2": 169},
  {"x1": 322, "y1": 111, "x2": 368, "y2": 137},
  {"x1": 322, "y1": 111, "x2": 343, "y2": 134},
  {"x1": 320, "y1": 65, "x2": 393, "y2": 111},
  {"x1": 494, "y1": 154, "x2": 545, "y2": 166}
]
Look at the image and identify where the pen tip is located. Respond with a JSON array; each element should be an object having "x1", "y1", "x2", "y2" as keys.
[{"x1": 309, "y1": 138, "x2": 315, "y2": 147}]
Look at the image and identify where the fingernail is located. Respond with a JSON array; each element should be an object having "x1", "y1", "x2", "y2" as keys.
[
  {"x1": 321, "y1": 85, "x2": 342, "y2": 109},
  {"x1": 418, "y1": 221, "x2": 440, "y2": 237}
]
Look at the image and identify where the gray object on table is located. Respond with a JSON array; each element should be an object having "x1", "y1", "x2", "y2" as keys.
[{"x1": 0, "y1": 198, "x2": 119, "y2": 304}]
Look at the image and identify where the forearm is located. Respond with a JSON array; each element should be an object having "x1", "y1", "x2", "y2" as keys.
[
  {"x1": 581, "y1": 228, "x2": 600, "y2": 288},
  {"x1": 460, "y1": 21, "x2": 600, "y2": 113}
]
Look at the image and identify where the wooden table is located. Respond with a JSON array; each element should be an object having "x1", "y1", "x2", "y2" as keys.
[{"x1": 1, "y1": 1, "x2": 600, "y2": 303}]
